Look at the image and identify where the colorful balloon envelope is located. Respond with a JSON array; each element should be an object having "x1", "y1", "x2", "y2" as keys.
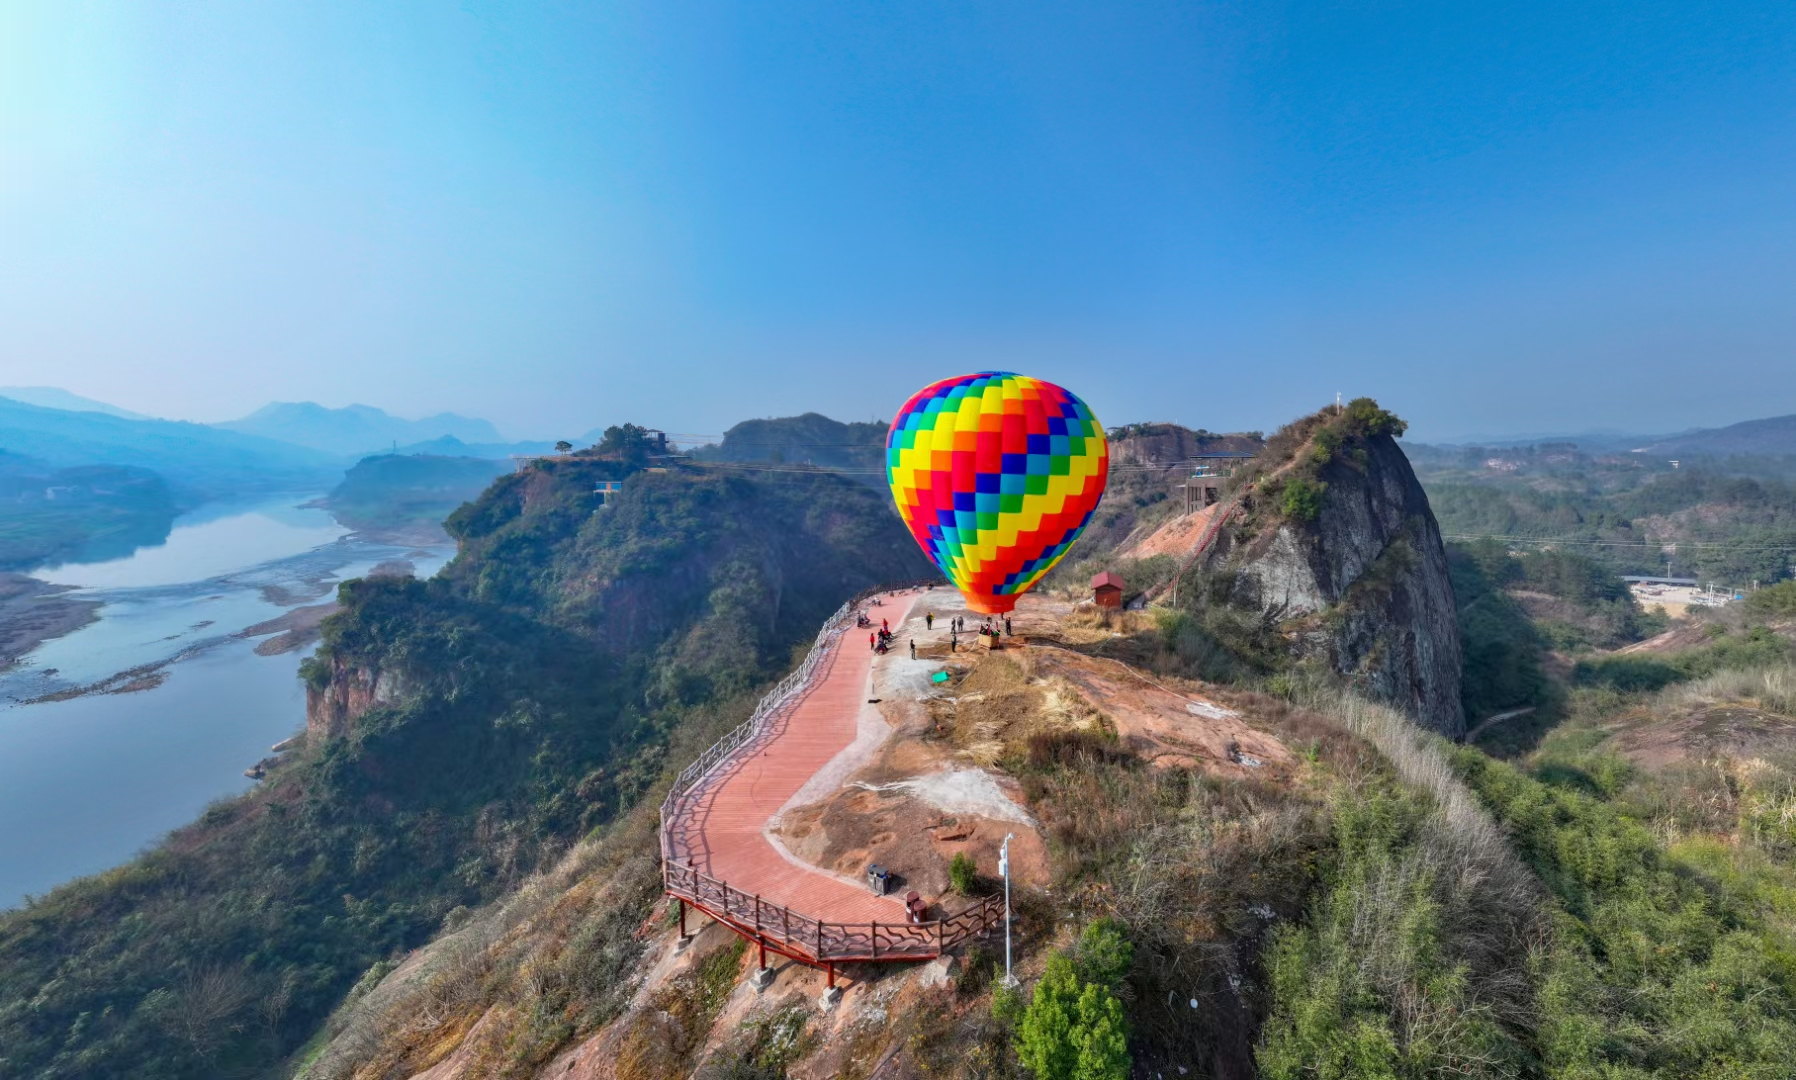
[{"x1": 886, "y1": 372, "x2": 1109, "y2": 614}]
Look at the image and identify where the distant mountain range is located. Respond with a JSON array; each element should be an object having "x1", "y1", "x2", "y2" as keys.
[
  {"x1": 0, "y1": 387, "x2": 153, "y2": 421},
  {"x1": 1626, "y1": 415, "x2": 1796, "y2": 458},
  {"x1": 1434, "y1": 413, "x2": 1796, "y2": 459},
  {"x1": 215, "y1": 402, "x2": 505, "y2": 457},
  {"x1": 0, "y1": 397, "x2": 339, "y2": 502}
]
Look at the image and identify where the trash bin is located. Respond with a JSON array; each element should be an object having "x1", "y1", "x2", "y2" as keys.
[{"x1": 867, "y1": 864, "x2": 889, "y2": 895}]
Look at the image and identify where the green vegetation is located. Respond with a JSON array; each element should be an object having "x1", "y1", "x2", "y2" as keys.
[
  {"x1": 1238, "y1": 398, "x2": 1407, "y2": 532},
  {"x1": 1278, "y1": 475, "x2": 1326, "y2": 523},
  {"x1": 687, "y1": 412, "x2": 886, "y2": 479},
  {"x1": 1259, "y1": 787, "x2": 1527, "y2": 1078},
  {"x1": 1747, "y1": 579, "x2": 1796, "y2": 616},
  {"x1": 1455, "y1": 743, "x2": 1796, "y2": 1076},
  {"x1": 0, "y1": 445, "x2": 931, "y2": 1080},
  {"x1": 1014, "y1": 945, "x2": 1130, "y2": 1080},
  {"x1": 323, "y1": 453, "x2": 507, "y2": 533},
  {"x1": 0, "y1": 458, "x2": 178, "y2": 569},
  {"x1": 1410, "y1": 443, "x2": 1796, "y2": 587},
  {"x1": 950, "y1": 850, "x2": 978, "y2": 894},
  {"x1": 1572, "y1": 626, "x2": 1793, "y2": 692}
]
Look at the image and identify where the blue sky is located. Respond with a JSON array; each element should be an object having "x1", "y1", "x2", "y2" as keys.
[{"x1": 3, "y1": 1, "x2": 1793, "y2": 441}]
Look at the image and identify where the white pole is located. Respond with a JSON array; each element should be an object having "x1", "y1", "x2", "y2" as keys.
[{"x1": 1000, "y1": 832, "x2": 1015, "y2": 986}]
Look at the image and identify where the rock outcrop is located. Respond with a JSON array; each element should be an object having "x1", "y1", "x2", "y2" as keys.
[
  {"x1": 1199, "y1": 403, "x2": 1465, "y2": 737},
  {"x1": 305, "y1": 654, "x2": 412, "y2": 739}
]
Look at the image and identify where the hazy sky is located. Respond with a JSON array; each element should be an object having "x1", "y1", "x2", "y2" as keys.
[{"x1": 4, "y1": 1, "x2": 1793, "y2": 442}]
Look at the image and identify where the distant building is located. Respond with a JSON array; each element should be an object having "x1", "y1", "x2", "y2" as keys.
[
  {"x1": 1092, "y1": 571, "x2": 1124, "y2": 609},
  {"x1": 1177, "y1": 451, "x2": 1252, "y2": 513},
  {"x1": 593, "y1": 480, "x2": 625, "y2": 506}
]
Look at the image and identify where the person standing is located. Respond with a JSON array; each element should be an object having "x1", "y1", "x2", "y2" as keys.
[
  {"x1": 869, "y1": 631, "x2": 876, "y2": 651},
  {"x1": 1005, "y1": 616, "x2": 1012, "y2": 637},
  {"x1": 926, "y1": 612, "x2": 934, "y2": 630},
  {"x1": 909, "y1": 639, "x2": 917, "y2": 659}
]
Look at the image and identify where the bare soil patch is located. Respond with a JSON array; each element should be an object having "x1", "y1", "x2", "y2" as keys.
[{"x1": 1610, "y1": 706, "x2": 1796, "y2": 770}]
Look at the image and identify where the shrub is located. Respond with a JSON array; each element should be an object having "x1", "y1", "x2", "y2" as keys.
[
  {"x1": 1015, "y1": 953, "x2": 1130, "y2": 1080},
  {"x1": 1748, "y1": 580, "x2": 1796, "y2": 617},
  {"x1": 1280, "y1": 476, "x2": 1326, "y2": 523},
  {"x1": 1073, "y1": 918, "x2": 1132, "y2": 990},
  {"x1": 949, "y1": 851, "x2": 977, "y2": 895},
  {"x1": 1340, "y1": 397, "x2": 1407, "y2": 439}
]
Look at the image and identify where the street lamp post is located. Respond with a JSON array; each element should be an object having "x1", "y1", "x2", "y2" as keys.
[{"x1": 1000, "y1": 832, "x2": 1016, "y2": 987}]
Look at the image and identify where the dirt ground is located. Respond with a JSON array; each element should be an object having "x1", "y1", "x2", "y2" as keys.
[
  {"x1": 1126, "y1": 501, "x2": 1222, "y2": 560},
  {"x1": 769, "y1": 588, "x2": 1293, "y2": 913},
  {"x1": 1609, "y1": 706, "x2": 1796, "y2": 770},
  {"x1": 1617, "y1": 622, "x2": 1721, "y2": 655}
]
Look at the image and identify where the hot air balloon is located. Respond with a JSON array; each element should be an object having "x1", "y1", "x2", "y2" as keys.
[{"x1": 887, "y1": 372, "x2": 1109, "y2": 614}]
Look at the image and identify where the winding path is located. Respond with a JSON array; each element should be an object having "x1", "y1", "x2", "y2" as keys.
[{"x1": 662, "y1": 593, "x2": 920, "y2": 926}]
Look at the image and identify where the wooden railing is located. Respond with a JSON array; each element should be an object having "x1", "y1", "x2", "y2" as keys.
[
  {"x1": 658, "y1": 585, "x2": 1002, "y2": 965},
  {"x1": 663, "y1": 861, "x2": 1004, "y2": 964}
]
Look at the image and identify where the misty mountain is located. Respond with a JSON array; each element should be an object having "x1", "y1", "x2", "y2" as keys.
[
  {"x1": 0, "y1": 387, "x2": 151, "y2": 421},
  {"x1": 0, "y1": 397, "x2": 338, "y2": 501},
  {"x1": 1629, "y1": 414, "x2": 1796, "y2": 458},
  {"x1": 216, "y1": 402, "x2": 503, "y2": 457}
]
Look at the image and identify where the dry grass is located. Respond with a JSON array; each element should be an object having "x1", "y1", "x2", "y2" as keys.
[
  {"x1": 298, "y1": 809, "x2": 664, "y2": 1080},
  {"x1": 1281, "y1": 678, "x2": 1548, "y2": 1034},
  {"x1": 935, "y1": 654, "x2": 1117, "y2": 768},
  {"x1": 1663, "y1": 665, "x2": 1796, "y2": 717}
]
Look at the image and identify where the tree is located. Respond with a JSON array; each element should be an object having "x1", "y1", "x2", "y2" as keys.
[
  {"x1": 595, "y1": 424, "x2": 656, "y2": 464},
  {"x1": 1073, "y1": 917, "x2": 1132, "y2": 990},
  {"x1": 1016, "y1": 953, "x2": 1131, "y2": 1080},
  {"x1": 555, "y1": 440, "x2": 573, "y2": 455}
]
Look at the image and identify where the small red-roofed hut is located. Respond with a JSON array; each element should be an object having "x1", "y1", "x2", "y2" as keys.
[{"x1": 1091, "y1": 571, "x2": 1124, "y2": 609}]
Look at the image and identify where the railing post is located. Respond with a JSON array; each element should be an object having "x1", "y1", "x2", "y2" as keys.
[
  {"x1": 872, "y1": 921, "x2": 879, "y2": 959},
  {"x1": 754, "y1": 895, "x2": 761, "y2": 934}
]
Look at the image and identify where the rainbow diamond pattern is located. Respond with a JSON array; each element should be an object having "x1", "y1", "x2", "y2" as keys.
[{"x1": 886, "y1": 372, "x2": 1109, "y2": 614}]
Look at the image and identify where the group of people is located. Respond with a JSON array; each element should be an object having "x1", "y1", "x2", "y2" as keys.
[
  {"x1": 862, "y1": 602, "x2": 1017, "y2": 659},
  {"x1": 925, "y1": 611, "x2": 1014, "y2": 652},
  {"x1": 868, "y1": 615, "x2": 895, "y2": 654}
]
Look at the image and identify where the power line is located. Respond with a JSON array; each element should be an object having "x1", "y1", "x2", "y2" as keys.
[{"x1": 1444, "y1": 532, "x2": 1796, "y2": 554}]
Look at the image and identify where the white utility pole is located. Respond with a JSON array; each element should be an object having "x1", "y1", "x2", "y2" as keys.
[{"x1": 1000, "y1": 833, "x2": 1016, "y2": 987}]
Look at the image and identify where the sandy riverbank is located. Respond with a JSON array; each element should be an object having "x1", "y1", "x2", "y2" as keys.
[{"x1": 0, "y1": 573, "x2": 100, "y2": 672}]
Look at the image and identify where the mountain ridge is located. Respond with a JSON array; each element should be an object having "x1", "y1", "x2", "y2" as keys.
[{"x1": 216, "y1": 402, "x2": 505, "y2": 457}]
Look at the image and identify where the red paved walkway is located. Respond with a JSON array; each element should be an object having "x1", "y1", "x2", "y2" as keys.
[{"x1": 666, "y1": 593, "x2": 919, "y2": 924}]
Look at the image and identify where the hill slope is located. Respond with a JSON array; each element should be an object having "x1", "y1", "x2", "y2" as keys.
[
  {"x1": 0, "y1": 446, "x2": 931, "y2": 1080},
  {"x1": 1634, "y1": 412, "x2": 1796, "y2": 457}
]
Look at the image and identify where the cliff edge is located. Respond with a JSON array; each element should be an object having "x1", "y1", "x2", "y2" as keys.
[{"x1": 1198, "y1": 399, "x2": 1465, "y2": 736}]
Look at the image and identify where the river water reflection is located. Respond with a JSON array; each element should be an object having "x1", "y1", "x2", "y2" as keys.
[{"x1": 0, "y1": 496, "x2": 453, "y2": 907}]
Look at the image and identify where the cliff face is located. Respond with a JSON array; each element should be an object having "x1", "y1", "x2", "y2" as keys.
[
  {"x1": 305, "y1": 654, "x2": 411, "y2": 739},
  {"x1": 1201, "y1": 405, "x2": 1465, "y2": 736}
]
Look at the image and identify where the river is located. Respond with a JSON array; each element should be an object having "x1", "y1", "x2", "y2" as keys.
[{"x1": 0, "y1": 497, "x2": 454, "y2": 907}]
